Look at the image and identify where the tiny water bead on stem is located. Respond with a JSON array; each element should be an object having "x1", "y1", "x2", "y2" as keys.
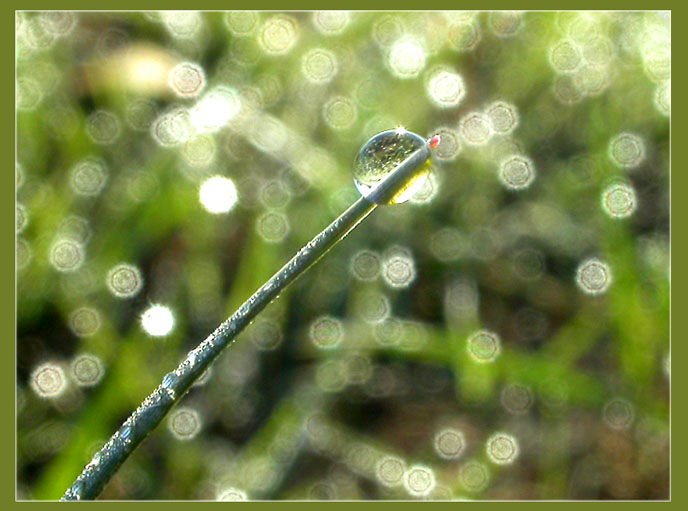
[{"x1": 61, "y1": 129, "x2": 440, "y2": 501}]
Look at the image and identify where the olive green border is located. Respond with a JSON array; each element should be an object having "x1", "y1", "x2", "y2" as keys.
[{"x1": 7, "y1": 2, "x2": 678, "y2": 509}]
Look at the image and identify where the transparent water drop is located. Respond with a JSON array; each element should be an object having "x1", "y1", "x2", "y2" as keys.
[
  {"x1": 353, "y1": 128, "x2": 435, "y2": 205},
  {"x1": 186, "y1": 350, "x2": 198, "y2": 367},
  {"x1": 161, "y1": 371, "x2": 180, "y2": 392},
  {"x1": 120, "y1": 425, "x2": 132, "y2": 444},
  {"x1": 69, "y1": 480, "x2": 84, "y2": 500}
]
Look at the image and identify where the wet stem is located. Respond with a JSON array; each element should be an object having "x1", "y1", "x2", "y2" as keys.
[{"x1": 61, "y1": 136, "x2": 437, "y2": 500}]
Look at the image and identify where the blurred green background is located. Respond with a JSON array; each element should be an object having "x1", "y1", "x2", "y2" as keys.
[{"x1": 16, "y1": 10, "x2": 669, "y2": 500}]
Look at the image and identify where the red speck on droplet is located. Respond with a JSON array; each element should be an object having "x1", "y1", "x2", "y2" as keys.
[{"x1": 428, "y1": 134, "x2": 441, "y2": 150}]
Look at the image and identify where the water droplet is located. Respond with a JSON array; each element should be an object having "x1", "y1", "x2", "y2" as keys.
[
  {"x1": 162, "y1": 371, "x2": 179, "y2": 391},
  {"x1": 30, "y1": 362, "x2": 67, "y2": 398},
  {"x1": 459, "y1": 460, "x2": 490, "y2": 492},
  {"x1": 388, "y1": 38, "x2": 426, "y2": 78},
  {"x1": 309, "y1": 316, "x2": 344, "y2": 349},
  {"x1": 107, "y1": 263, "x2": 143, "y2": 298},
  {"x1": 601, "y1": 181, "x2": 637, "y2": 218},
  {"x1": 576, "y1": 258, "x2": 612, "y2": 295},
  {"x1": 404, "y1": 464, "x2": 436, "y2": 497},
  {"x1": 434, "y1": 428, "x2": 466, "y2": 460},
  {"x1": 467, "y1": 330, "x2": 501, "y2": 363},
  {"x1": 168, "y1": 407, "x2": 202, "y2": 440},
  {"x1": 186, "y1": 350, "x2": 198, "y2": 367},
  {"x1": 71, "y1": 353, "x2": 104, "y2": 386},
  {"x1": 70, "y1": 481, "x2": 84, "y2": 499},
  {"x1": 486, "y1": 432, "x2": 519, "y2": 465},
  {"x1": 120, "y1": 425, "x2": 132, "y2": 443},
  {"x1": 353, "y1": 129, "x2": 433, "y2": 205},
  {"x1": 141, "y1": 304, "x2": 175, "y2": 337}
]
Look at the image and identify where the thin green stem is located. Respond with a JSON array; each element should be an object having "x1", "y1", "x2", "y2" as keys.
[{"x1": 61, "y1": 138, "x2": 434, "y2": 501}]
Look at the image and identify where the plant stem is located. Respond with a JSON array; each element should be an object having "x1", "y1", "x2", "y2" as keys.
[{"x1": 61, "y1": 138, "x2": 434, "y2": 501}]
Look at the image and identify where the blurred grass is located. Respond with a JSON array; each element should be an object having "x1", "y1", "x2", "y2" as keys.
[{"x1": 17, "y1": 11, "x2": 669, "y2": 500}]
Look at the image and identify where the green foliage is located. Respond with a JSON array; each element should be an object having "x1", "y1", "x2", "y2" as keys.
[{"x1": 17, "y1": 11, "x2": 669, "y2": 500}]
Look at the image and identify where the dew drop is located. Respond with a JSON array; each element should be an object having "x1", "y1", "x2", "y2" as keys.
[
  {"x1": 603, "y1": 397, "x2": 635, "y2": 430},
  {"x1": 30, "y1": 362, "x2": 67, "y2": 398},
  {"x1": 186, "y1": 350, "x2": 198, "y2": 367},
  {"x1": 447, "y1": 18, "x2": 481, "y2": 52},
  {"x1": 259, "y1": 14, "x2": 298, "y2": 55},
  {"x1": 313, "y1": 11, "x2": 350, "y2": 35},
  {"x1": 257, "y1": 210, "x2": 290, "y2": 242},
  {"x1": 426, "y1": 67, "x2": 465, "y2": 108},
  {"x1": 16, "y1": 203, "x2": 28, "y2": 233},
  {"x1": 162, "y1": 371, "x2": 179, "y2": 391},
  {"x1": 488, "y1": 11, "x2": 523, "y2": 38},
  {"x1": 601, "y1": 181, "x2": 637, "y2": 218},
  {"x1": 501, "y1": 383, "x2": 535, "y2": 415},
  {"x1": 70, "y1": 158, "x2": 108, "y2": 196},
  {"x1": 71, "y1": 353, "x2": 104, "y2": 387},
  {"x1": 120, "y1": 425, "x2": 132, "y2": 443},
  {"x1": 499, "y1": 155, "x2": 535, "y2": 190},
  {"x1": 350, "y1": 249, "x2": 381, "y2": 281},
  {"x1": 459, "y1": 112, "x2": 492, "y2": 145},
  {"x1": 377, "y1": 455, "x2": 406, "y2": 487},
  {"x1": 69, "y1": 481, "x2": 84, "y2": 500},
  {"x1": 217, "y1": 487, "x2": 249, "y2": 501},
  {"x1": 168, "y1": 407, "x2": 202, "y2": 440},
  {"x1": 86, "y1": 110, "x2": 121, "y2": 145},
  {"x1": 486, "y1": 432, "x2": 519, "y2": 465},
  {"x1": 388, "y1": 38, "x2": 426, "y2": 78},
  {"x1": 467, "y1": 329, "x2": 501, "y2": 363},
  {"x1": 302, "y1": 48, "x2": 338, "y2": 84},
  {"x1": 50, "y1": 239, "x2": 85, "y2": 272},
  {"x1": 575, "y1": 257, "x2": 612, "y2": 295},
  {"x1": 309, "y1": 316, "x2": 344, "y2": 349},
  {"x1": 225, "y1": 11, "x2": 259, "y2": 35},
  {"x1": 550, "y1": 39, "x2": 583, "y2": 74},
  {"x1": 434, "y1": 428, "x2": 466, "y2": 460},
  {"x1": 353, "y1": 129, "x2": 434, "y2": 205},
  {"x1": 141, "y1": 304, "x2": 175, "y2": 337},
  {"x1": 459, "y1": 460, "x2": 490, "y2": 492},
  {"x1": 107, "y1": 263, "x2": 143, "y2": 298},
  {"x1": 404, "y1": 464, "x2": 435, "y2": 497},
  {"x1": 168, "y1": 62, "x2": 205, "y2": 98},
  {"x1": 609, "y1": 133, "x2": 645, "y2": 168}
]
